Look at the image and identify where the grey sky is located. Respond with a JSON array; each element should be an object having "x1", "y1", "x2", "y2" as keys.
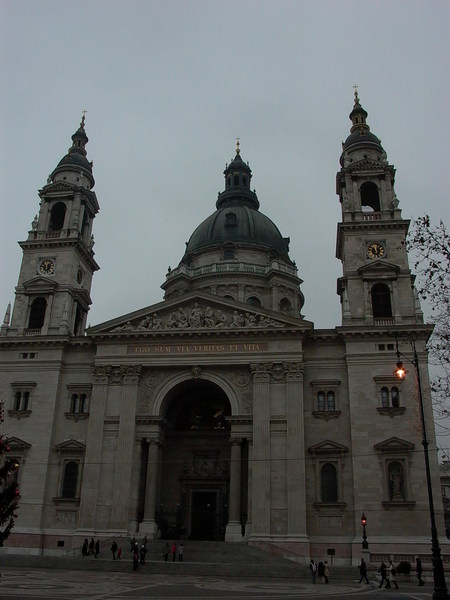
[{"x1": 1, "y1": 2, "x2": 448, "y2": 326}]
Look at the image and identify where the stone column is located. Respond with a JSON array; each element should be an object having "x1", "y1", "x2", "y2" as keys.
[
  {"x1": 140, "y1": 437, "x2": 160, "y2": 537},
  {"x1": 110, "y1": 365, "x2": 142, "y2": 532},
  {"x1": 285, "y1": 361, "x2": 307, "y2": 536},
  {"x1": 225, "y1": 437, "x2": 242, "y2": 541},
  {"x1": 77, "y1": 366, "x2": 111, "y2": 531},
  {"x1": 245, "y1": 439, "x2": 253, "y2": 539},
  {"x1": 249, "y1": 363, "x2": 272, "y2": 537}
]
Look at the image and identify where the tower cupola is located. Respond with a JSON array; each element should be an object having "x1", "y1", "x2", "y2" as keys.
[
  {"x1": 50, "y1": 113, "x2": 95, "y2": 189},
  {"x1": 216, "y1": 139, "x2": 259, "y2": 210}
]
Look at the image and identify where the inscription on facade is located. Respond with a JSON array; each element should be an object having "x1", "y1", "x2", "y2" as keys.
[{"x1": 128, "y1": 342, "x2": 268, "y2": 355}]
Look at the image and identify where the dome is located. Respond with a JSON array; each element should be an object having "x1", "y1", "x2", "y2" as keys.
[
  {"x1": 50, "y1": 117, "x2": 95, "y2": 187},
  {"x1": 185, "y1": 204, "x2": 291, "y2": 261},
  {"x1": 342, "y1": 129, "x2": 383, "y2": 152}
]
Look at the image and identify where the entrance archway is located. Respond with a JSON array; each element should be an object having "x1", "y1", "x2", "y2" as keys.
[{"x1": 158, "y1": 380, "x2": 232, "y2": 541}]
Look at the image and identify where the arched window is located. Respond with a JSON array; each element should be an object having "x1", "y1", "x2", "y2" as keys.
[
  {"x1": 70, "y1": 394, "x2": 79, "y2": 413},
  {"x1": 360, "y1": 182, "x2": 380, "y2": 212},
  {"x1": 279, "y1": 298, "x2": 292, "y2": 314},
  {"x1": 13, "y1": 391, "x2": 22, "y2": 411},
  {"x1": 327, "y1": 391, "x2": 336, "y2": 411},
  {"x1": 62, "y1": 461, "x2": 78, "y2": 498},
  {"x1": 28, "y1": 297, "x2": 47, "y2": 329},
  {"x1": 321, "y1": 463, "x2": 338, "y2": 502},
  {"x1": 391, "y1": 386, "x2": 399, "y2": 408},
  {"x1": 49, "y1": 202, "x2": 66, "y2": 231},
  {"x1": 371, "y1": 283, "x2": 392, "y2": 318},
  {"x1": 381, "y1": 387, "x2": 389, "y2": 408},
  {"x1": 246, "y1": 296, "x2": 261, "y2": 307},
  {"x1": 317, "y1": 391, "x2": 325, "y2": 411}
]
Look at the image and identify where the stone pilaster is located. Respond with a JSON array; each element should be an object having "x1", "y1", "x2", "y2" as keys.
[
  {"x1": 249, "y1": 363, "x2": 272, "y2": 536},
  {"x1": 225, "y1": 437, "x2": 242, "y2": 541},
  {"x1": 285, "y1": 361, "x2": 306, "y2": 535},
  {"x1": 245, "y1": 438, "x2": 253, "y2": 539},
  {"x1": 77, "y1": 366, "x2": 111, "y2": 531},
  {"x1": 110, "y1": 365, "x2": 142, "y2": 531},
  {"x1": 140, "y1": 437, "x2": 161, "y2": 537}
]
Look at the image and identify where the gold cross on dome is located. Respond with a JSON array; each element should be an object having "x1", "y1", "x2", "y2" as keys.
[{"x1": 353, "y1": 84, "x2": 359, "y2": 102}]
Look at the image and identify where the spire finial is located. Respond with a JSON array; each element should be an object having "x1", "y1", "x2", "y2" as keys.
[
  {"x1": 236, "y1": 137, "x2": 240, "y2": 155},
  {"x1": 81, "y1": 109, "x2": 87, "y2": 129},
  {"x1": 353, "y1": 84, "x2": 359, "y2": 105}
]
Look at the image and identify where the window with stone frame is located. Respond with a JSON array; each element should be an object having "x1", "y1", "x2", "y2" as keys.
[
  {"x1": 374, "y1": 377, "x2": 405, "y2": 416},
  {"x1": 6, "y1": 437, "x2": 32, "y2": 488},
  {"x1": 308, "y1": 440, "x2": 348, "y2": 508},
  {"x1": 54, "y1": 439, "x2": 85, "y2": 505},
  {"x1": 374, "y1": 437, "x2": 415, "y2": 507},
  {"x1": 65, "y1": 384, "x2": 91, "y2": 421},
  {"x1": 8, "y1": 382, "x2": 36, "y2": 418},
  {"x1": 310, "y1": 380, "x2": 341, "y2": 420}
]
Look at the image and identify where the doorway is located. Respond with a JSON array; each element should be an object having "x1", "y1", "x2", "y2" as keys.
[{"x1": 190, "y1": 491, "x2": 217, "y2": 540}]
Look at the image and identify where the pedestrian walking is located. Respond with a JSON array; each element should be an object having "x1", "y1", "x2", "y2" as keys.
[
  {"x1": 416, "y1": 557, "x2": 425, "y2": 586},
  {"x1": 111, "y1": 540, "x2": 118, "y2": 560},
  {"x1": 82, "y1": 539, "x2": 88, "y2": 556},
  {"x1": 324, "y1": 560, "x2": 330, "y2": 584},
  {"x1": 133, "y1": 547, "x2": 139, "y2": 571},
  {"x1": 163, "y1": 542, "x2": 169, "y2": 561},
  {"x1": 309, "y1": 559, "x2": 317, "y2": 583},
  {"x1": 171, "y1": 541, "x2": 177, "y2": 562},
  {"x1": 358, "y1": 557, "x2": 370, "y2": 584},
  {"x1": 89, "y1": 538, "x2": 95, "y2": 555},
  {"x1": 117, "y1": 547, "x2": 122, "y2": 560},
  {"x1": 178, "y1": 543, "x2": 184, "y2": 562},
  {"x1": 377, "y1": 561, "x2": 389, "y2": 588},
  {"x1": 388, "y1": 560, "x2": 399, "y2": 589},
  {"x1": 140, "y1": 544, "x2": 147, "y2": 565},
  {"x1": 95, "y1": 539, "x2": 100, "y2": 558}
]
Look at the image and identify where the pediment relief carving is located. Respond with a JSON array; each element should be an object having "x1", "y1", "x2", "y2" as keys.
[
  {"x1": 108, "y1": 302, "x2": 287, "y2": 333},
  {"x1": 374, "y1": 436, "x2": 415, "y2": 453},
  {"x1": 308, "y1": 439, "x2": 349, "y2": 456}
]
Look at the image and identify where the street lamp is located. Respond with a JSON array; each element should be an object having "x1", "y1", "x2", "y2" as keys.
[
  {"x1": 361, "y1": 512, "x2": 368, "y2": 549},
  {"x1": 394, "y1": 333, "x2": 448, "y2": 600}
]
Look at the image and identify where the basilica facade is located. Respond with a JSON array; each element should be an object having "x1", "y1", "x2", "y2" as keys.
[{"x1": 0, "y1": 94, "x2": 446, "y2": 564}]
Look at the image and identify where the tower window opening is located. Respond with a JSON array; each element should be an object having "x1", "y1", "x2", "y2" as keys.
[
  {"x1": 246, "y1": 296, "x2": 261, "y2": 307},
  {"x1": 371, "y1": 283, "x2": 392, "y2": 318},
  {"x1": 28, "y1": 297, "x2": 47, "y2": 329},
  {"x1": 49, "y1": 202, "x2": 66, "y2": 231},
  {"x1": 360, "y1": 182, "x2": 380, "y2": 212},
  {"x1": 233, "y1": 175, "x2": 239, "y2": 186},
  {"x1": 279, "y1": 297, "x2": 292, "y2": 315}
]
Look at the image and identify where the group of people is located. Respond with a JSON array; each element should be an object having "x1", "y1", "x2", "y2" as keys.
[
  {"x1": 309, "y1": 559, "x2": 330, "y2": 584},
  {"x1": 163, "y1": 541, "x2": 184, "y2": 562},
  {"x1": 81, "y1": 538, "x2": 100, "y2": 558},
  {"x1": 130, "y1": 536, "x2": 148, "y2": 570},
  {"x1": 309, "y1": 556, "x2": 426, "y2": 588}
]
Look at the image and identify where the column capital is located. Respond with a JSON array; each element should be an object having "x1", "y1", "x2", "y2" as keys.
[
  {"x1": 229, "y1": 436, "x2": 242, "y2": 447},
  {"x1": 250, "y1": 362, "x2": 272, "y2": 383},
  {"x1": 121, "y1": 364, "x2": 143, "y2": 385},
  {"x1": 92, "y1": 365, "x2": 112, "y2": 384},
  {"x1": 283, "y1": 361, "x2": 304, "y2": 382}
]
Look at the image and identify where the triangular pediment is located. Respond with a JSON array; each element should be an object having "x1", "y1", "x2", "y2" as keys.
[
  {"x1": 23, "y1": 276, "x2": 58, "y2": 293},
  {"x1": 308, "y1": 439, "x2": 349, "y2": 456},
  {"x1": 358, "y1": 261, "x2": 400, "y2": 277},
  {"x1": 374, "y1": 436, "x2": 415, "y2": 453},
  {"x1": 87, "y1": 292, "x2": 313, "y2": 337},
  {"x1": 55, "y1": 439, "x2": 86, "y2": 453},
  {"x1": 7, "y1": 436, "x2": 32, "y2": 451}
]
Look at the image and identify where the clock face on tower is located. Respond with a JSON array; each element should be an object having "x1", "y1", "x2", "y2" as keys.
[
  {"x1": 39, "y1": 259, "x2": 55, "y2": 275},
  {"x1": 367, "y1": 242, "x2": 385, "y2": 259}
]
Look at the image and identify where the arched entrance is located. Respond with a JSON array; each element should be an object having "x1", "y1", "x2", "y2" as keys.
[{"x1": 158, "y1": 380, "x2": 232, "y2": 541}]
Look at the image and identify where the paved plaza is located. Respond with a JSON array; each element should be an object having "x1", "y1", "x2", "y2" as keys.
[{"x1": 0, "y1": 566, "x2": 437, "y2": 600}]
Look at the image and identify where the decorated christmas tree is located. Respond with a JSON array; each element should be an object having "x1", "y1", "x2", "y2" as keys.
[{"x1": 0, "y1": 402, "x2": 20, "y2": 546}]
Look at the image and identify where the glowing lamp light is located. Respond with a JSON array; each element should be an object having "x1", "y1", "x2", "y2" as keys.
[
  {"x1": 395, "y1": 361, "x2": 407, "y2": 379},
  {"x1": 361, "y1": 513, "x2": 367, "y2": 527}
]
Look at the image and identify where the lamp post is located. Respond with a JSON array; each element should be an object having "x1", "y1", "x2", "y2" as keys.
[
  {"x1": 394, "y1": 333, "x2": 448, "y2": 600},
  {"x1": 361, "y1": 512, "x2": 368, "y2": 549}
]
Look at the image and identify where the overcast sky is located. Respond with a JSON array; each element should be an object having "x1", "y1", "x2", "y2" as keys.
[{"x1": 1, "y1": 1, "x2": 449, "y2": 439}]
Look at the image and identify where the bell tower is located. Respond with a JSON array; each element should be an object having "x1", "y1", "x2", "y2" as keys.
[
  {"x1": 336, "y1": 90, "x2": 423, "y2": 326},
  {"x1": 4, "y1": 115, "x2": 99, "y2": 337}
]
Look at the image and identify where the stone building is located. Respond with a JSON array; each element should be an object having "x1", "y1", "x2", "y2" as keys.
[{"x1": 0, "y1": 93, "x2": 446, "y2": 563}]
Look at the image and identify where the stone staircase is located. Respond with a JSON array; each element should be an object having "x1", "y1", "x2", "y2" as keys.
[{"x1": 0, "y1": 540, "x2": 375, "y2": 581}]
